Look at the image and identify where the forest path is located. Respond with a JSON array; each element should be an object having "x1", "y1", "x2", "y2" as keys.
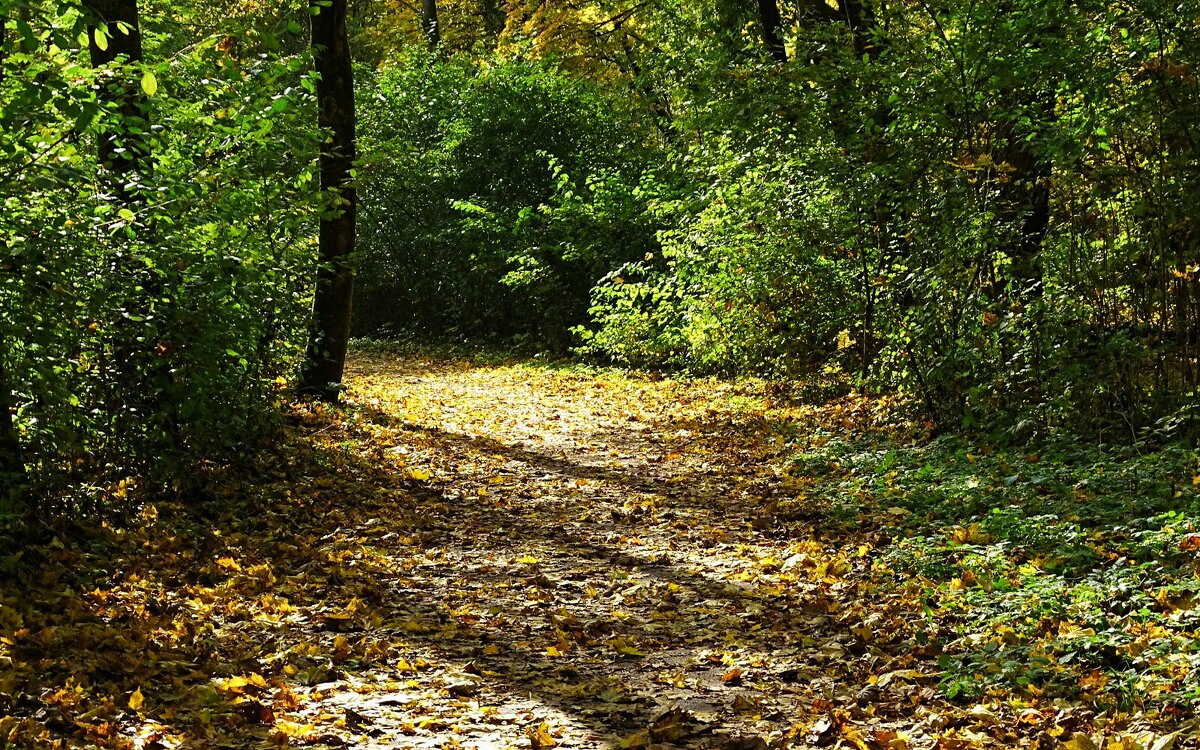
[
  {"x1": 305, "y1": 352, "x2": 911, "y2": 749},
  {"x1": 0, "y1": 351, "x2": 952, "y2": 750}
]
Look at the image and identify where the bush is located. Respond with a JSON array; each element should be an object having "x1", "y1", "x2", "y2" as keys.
[
  {"x1": 353, "y1": 50, "x2": 660, "y2": 349},
  {"x1": 0, "y1": 8, "x2": 321, "y2": 510}
]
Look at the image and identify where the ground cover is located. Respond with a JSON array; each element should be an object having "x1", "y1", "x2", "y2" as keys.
[{"x1": 0, "y1": 351, "x2": 1197, "y2": 749}]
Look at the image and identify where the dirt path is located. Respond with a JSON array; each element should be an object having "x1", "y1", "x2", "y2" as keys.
[
  {"x1": 0, "y1": 352, "x2": 944, "y2": 750},
  {"x1": 7, "y1": 352, "x2": 1196, "y2": 749},
  {"x1": 314, "y1": 353, "x2": 905, "y2": 749}
]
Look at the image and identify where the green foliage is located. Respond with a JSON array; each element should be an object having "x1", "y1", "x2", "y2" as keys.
[
  {"x1": 353, "y1": 49, "x2": 659, "y2": 348},
  {"x1": 1, "y1": 1, "x2": 321, "y2": 509},
  {"x1": 790, "y1": 424, "x2": 1200, "y2": 708},
  {"x1": 344, "y1": 0, "x2": 1200, "y2": 439},
  {"x1": 578, "y1": 140, "x2": 858, "y2": 376},
  {"x1": 567, "y1": 0, "x2": 1200, "y2": 437}
]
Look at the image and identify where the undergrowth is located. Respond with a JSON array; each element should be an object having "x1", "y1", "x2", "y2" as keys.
[{"x1": 786, "y1": 428, "x2": 1200, "y2": 712}]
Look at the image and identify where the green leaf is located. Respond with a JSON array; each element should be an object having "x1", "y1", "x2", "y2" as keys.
[
  {"x1": 141, "y1": 70, "x2": 158, "y2": 97},
  {"x1": 93, "y1": 28, "x2": 108, "y2": 51},
  {"x1": 118, "y1": 208, "x2": 136, "y2": 222}
]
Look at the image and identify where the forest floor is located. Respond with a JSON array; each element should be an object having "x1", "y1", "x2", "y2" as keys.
[{"x1": 2, "y1": 351, "x2": 1200, "y2": 749}]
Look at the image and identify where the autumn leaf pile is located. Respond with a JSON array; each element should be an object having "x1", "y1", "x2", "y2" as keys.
[{"x1": 1, "y1": 351, "x2": 1199, "y2": 749}]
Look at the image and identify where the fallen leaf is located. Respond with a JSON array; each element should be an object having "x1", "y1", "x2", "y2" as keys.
[
  {"x1": 527, "y1": 722, "x2": 558, "y2": 748},
  {"x1": 1062, "y1": 734, "x2": 1099, "y2": 750}
]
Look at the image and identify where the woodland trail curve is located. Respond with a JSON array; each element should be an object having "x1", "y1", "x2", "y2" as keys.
[
  {"x1": 1, "y1": 351, "x2": 1088, "y2": 750},
  {"x1": 312, "y1": 352, "x2": 933, "y2": 749}
]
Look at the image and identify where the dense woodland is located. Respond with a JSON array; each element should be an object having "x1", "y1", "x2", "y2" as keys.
[
  {"x1": 3, "y1": 0, "x2": 1200, "y2": 747},
  {"x1": 3, "y1": 0, "x2": 1200, "y2": 501}
]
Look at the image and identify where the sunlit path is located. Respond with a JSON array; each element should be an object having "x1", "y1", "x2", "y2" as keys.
[{"x1": 1, "y1": 352, "x2": 1195, "y2": 749}]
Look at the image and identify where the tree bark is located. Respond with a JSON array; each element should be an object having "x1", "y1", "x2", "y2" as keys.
[
  {"x1": 758, "y1": 0, "x2": 787, "y2": 63},
  {"x1": 479, "y1": 0, "x2": 504, "y2": 43},
  {"x1": 0, "y1": 343, "x2": 25, "y2": 509},
  {"x1": 991, "y1": 5, "x2": 1058, "y2": 302},
  {"x1": 422, "y1": 0, "x2": 440, "y2": 50},
  {"x1": 996, "y1": 133, "x2": 1050, "y2": 299},
  {"x1": 0, "y1": 6, "x2": 7, "y2": 83},
  {"x1": 299, "y1": 0, "x2": 357, "y2": 402},
  {"x1": 82, "y1": 0, "x2": 148, "y2": 199},
  {"x1": 841, "y1": 0, "x2": 874, "y2": 58}
]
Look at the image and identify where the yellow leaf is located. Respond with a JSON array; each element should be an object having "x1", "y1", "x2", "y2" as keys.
[
  {"x1": 405, "y1": 467, "x2": 430, "y2": 481},
  {"x1": 527, "y1": 722, "x2": 558, "y2": 748},
  {"x1": 271, "y1": 720, "x2": 317, "y2": 744},
  {"x1": 950, "y1": 523, "x2": 994, "y2": 545},
  {"x1": 1062, "y1": 734, "x2": 1100, "y2": 750},
  {"x1": 758, "y1": 555, "x2": 783, "y2": 571},
  {"x1": 141, "y1": 70, "x2": 158, "y2": 97},
  {"x1": 128, "y1": 688, "x2": 144, "y2": 711},
  {"x1": 219, "y1": 675, "x2": 251, "y2": 694},
  {"x1": 396, "y1": 659, "x2": 417, "y2": 674},
  {"x1": 516, "y1": 554, "x2": 540, "y2": 564}
]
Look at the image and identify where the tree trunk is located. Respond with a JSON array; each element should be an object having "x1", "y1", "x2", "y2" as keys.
[
  {"x1": 0, "y1": 344, "x2": 25, "y2": 509},
  {"x1": 991, "y1": 5, "x2": 1057, "y2": 302},
  {"x1": 479, "y1": 0, "x2": 504, "y2": 43},
  {"x1": 758, "y1": 0, "x2": 787, "y2": 63},
  {"x1": 841, "y1": 0, "x2": 874, "y2": 58},
  {"x1": 422, "y1": 0, "x2": 440, "y2": 50},
  {"x1": 997, "y1": 136, "x2": 1050, "y2": 299},
  {"x1": 0, "y1": 6, "x2": 7, "y2": 83},
  {"x1": 299, "y1": 0, "x2": 357, "y2": 402},
  {"x1": 82, "y1": 0, "x2": 147, "y2": 199}
]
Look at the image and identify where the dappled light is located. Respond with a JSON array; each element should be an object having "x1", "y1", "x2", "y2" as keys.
[
  {"x1": 5, "y1": 0, "x2": 1200, "y2": 747},
  {"x1": 2, "y1": 352, "x2": 1197, "y2": 747}
]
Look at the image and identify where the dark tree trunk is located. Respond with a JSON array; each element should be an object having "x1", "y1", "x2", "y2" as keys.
[
  {"x1": 757, "y1": 0, "x2": 787, "y2": 63},
  {"x1": 991, "y1": 7, "x2": 1057, "y2": 302},
  {"x1": 82, "y1": 0, "x2": 147, "y2": 199},
  {"x1": 299, "y1": 0, "x2": 357, "y2": 402},
  {"x1": 997, "y1": 137, "x2": 1050, "y2": 299},
  {"x1": 0, "y1": 344, "x2": 25, "y2": 509},
  {"x1": 620, "y1": 41, "x2": 680, "y2": 144},
  {"x1": 480, "y1": 0, "x2": 504, "y2": 43},
  {"x1": 422, "y1": 0, "x2": 440, "y2": 50},
  {"x1": 841, "y1": 0, "x2": 874, "y2": 58},
  {"x1": 0, "y1": 6, "x2": 6, "y2": 82},
  {"x1": 84, "y1": 0, "x2": 144, "y2": 66}
]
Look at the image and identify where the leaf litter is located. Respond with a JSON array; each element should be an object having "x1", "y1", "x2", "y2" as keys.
[{"x1": 0, "y1": 351, "x2": 1197, "y2": 749}]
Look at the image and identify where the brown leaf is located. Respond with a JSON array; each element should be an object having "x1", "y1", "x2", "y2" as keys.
[{"x1": 238, "y1": 699, "x2": 276, "y2": 726}]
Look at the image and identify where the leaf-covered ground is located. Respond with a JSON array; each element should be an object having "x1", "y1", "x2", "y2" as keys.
[{"x1": 2, "y1": 351, "x2": 1200, "y2": 749}]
